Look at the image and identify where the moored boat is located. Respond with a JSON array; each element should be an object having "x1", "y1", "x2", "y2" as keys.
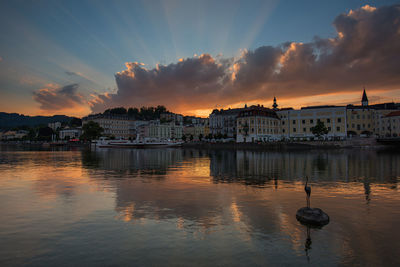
[{"x1": 94, "y1": 138, "x2": 183, "y2": 148}]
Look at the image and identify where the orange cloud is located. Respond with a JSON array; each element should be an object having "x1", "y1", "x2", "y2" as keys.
[
  {"x1": 33, "y1": 84, "x2": 90, "y2": 116},
  {"x1": 88, "y1": 4, "x2": 400, "y2": 116}
]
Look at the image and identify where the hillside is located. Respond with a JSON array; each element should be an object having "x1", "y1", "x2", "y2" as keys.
[{"x1": 0, "y1": 112, "x2": 77, "y2": 129}]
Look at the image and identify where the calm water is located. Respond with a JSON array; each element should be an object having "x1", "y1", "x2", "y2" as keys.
[{"x1": 0, "y1": 147, "x2": 399, "y2": 266}]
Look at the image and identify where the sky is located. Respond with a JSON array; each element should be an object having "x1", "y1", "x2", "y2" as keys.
[{"x1": 0, "y1": 0, "x2": 400, "y2": 117}]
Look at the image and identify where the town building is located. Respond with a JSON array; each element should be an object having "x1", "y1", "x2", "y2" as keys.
[
  {"x1": 379, "y1": 111, "x2": 400, "y2": 137},
  {"x1": 0, "y1": 130, "x2": 29, "y2": 140},
  {"x1": 209, "y1": 107, "x2": 245, "y2": 137},
  {"x1": 82, "y1": 114, "x2": 132, "y2": 139},
  {"x1": 129, "y1": 120, "x2": 149, "y2": 138},
  {"x1": 277, "y1": 105, "x2": 347, "y2": 140},
  {"x1": 160, "y1": 112, "x2": 183, "y2": 125},
  {"x1": 59, "y1": 127, "x2": 82, "y2": 140},
  {"x1": 346, "y1": 90, "x2": 399, "y2": 136},
  {"x1": 236, "y1": 105, "x2": 281, "y2": 142},
  {"x1": 48, "y1": 122, "x2": 61, "y2": 131},
  {"x1": 183, "y1": 125, "x2": 207, "y2": 140},
  {"x1": 147, "y1": 120, "x2": 183, "y2": 140}
]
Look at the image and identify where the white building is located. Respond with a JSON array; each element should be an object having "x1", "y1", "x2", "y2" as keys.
[
  {"x1": 146, "y1": 120, "x2": 183, "y2": 140},
  {"x1": 82, "y1": 114, "x2": 131, "y2": 139},
  {"x1": 236, "y1": 105, "x2": 281, "y2": 142},
  {"x1": 48, "y1": 122, "x2": 61, "y2": 131},
  {"x1": 59, "y1": 128, "x2": 82, "y2": 140},
  {"x1": 380, "y1": 111, "x2": 400, "y2": 137}
]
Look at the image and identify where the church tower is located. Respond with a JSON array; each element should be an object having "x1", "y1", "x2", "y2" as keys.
[
  {"x1": 272, "y1": 96, "x2": 278, "y2": 110},
  {"x1": 361, "y1": 88, "x2": 369, "y2": 106}
]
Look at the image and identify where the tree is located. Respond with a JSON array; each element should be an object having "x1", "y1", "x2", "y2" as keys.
[
  {"x1": 198, "y1": 133, "x2": 203, "y2": 141},
  {"x1": 37, "y1": 126, "x2": 54, "y2": 141},
  {"x1": 128, "y1": 107, "x2": 139, "y2": 118},
  {"x1": 189, "y1": 134, "x2": 194, "y2": 141},
  {"x1": 69, "y1": 117, "x2": 82, "y2": 127},
  {"x1": 311, "y1": 121, "x2": 329, "y2": 138},
  {"x1": 104, "y1": 107, "x2": 127, "y2": 115},
  {"x1": 81, "y1": 121, "x2": 103, "y2": 141},
  {"x1": 182, "y1": 135, "x2": 187, "y2": 142}
]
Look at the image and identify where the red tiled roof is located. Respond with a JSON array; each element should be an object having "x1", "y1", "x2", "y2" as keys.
[{"x1": 385, "y1": 111, "x2": 400, "y2": 117}]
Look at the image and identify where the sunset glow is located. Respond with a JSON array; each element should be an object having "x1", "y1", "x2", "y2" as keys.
[{"x1": 1, "y1": 1, "x2": 399, "y2": 117}]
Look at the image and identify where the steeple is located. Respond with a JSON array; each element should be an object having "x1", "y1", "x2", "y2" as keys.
[
  {"x1": 361, "y1": 88, "x2": 368, "y2": 106},
  {"x1": 272, "y1": 96, "x2": 278, "y2": 110}
]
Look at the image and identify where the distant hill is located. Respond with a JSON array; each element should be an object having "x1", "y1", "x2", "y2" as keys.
[{"x1": 0, "y1": 112, "x2": 77, "y2": 129}]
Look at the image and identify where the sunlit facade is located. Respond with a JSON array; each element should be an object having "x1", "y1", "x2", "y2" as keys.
[
  {"x1": 277, "y1": 106, "x2": 347, "y2": 140},
  {"x1": 236, "y1": 105, "x2": 281, "y2": 142},
  {"x1": 82, "y1": 114, "x2": 132, "y2": 139}
]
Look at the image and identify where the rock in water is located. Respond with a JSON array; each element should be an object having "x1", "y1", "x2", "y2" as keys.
[{"x1": 296, "y1": 207, "x2": 329, "y2": 226}]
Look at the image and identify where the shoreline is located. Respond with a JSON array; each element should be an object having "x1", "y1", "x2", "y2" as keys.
[{"x1": 1, "y1": 138, "x2": 398, "y2": 151}]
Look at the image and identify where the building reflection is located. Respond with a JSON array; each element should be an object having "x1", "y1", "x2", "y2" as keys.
[
  {"x1": 82, "y1": 148, "x2": 185, "y2": 176},
  {"x1": 209, "y1": 149, "x2": 400, "y2": 186},
  {"x1": 77, "y1": 148, "x2": 400, "y2": 265}
]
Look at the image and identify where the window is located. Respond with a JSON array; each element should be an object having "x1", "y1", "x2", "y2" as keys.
[
  {"x1": 303, "y1": 128, "x2": 306, "y2": 132},
  {"x1": 282, "y1": 121, "x2": 285, "y2": 125},
  {"x1": 293, "y1": 120, "x2": 296, "y2": 124},
  {"x1": 338, "y1": 118, "x2": 342, "y2": 123},
  {"x1": 283, "y1": 129, "x2": 285, "y2": 133},
  {"x1": 310, "y1": 119, "x2": 314, "y2": 124},
  {"x1": 327, "y1": 118, "x2": 331, "y2": 123},
  {"x1": 337, "y1": 126, "x2": 340, "y2": 131},
  {"x1": 317, "y1": 119, "x2": 321, "y2": 123},
  {"x1": 357, "y1": 115, "x2": 360, "y2": 119},
  {"x1": 328, "y1": 127, "x2": 331, "y2": 131},
  {"x1": 302, "y1": 120, "x2": 305, "y2": 124},
  {"x1": 293, "y1": 128, "x2": 297, "y2": 132}
]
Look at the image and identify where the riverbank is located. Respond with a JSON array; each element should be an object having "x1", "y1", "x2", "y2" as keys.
[
  {"x1": 0, "y1": 141, "x2": 89, "y2": 150},
  {"x1": 182, "y1": 137, "x2": 394, "y2": 150},
  {"x1": 2, "y1": 137, "x2": 398, "y2": 151}
]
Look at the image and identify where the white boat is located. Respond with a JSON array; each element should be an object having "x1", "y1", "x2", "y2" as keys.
[{"x1": 94, "y1": 136, "x2": 183, "y2": 148}]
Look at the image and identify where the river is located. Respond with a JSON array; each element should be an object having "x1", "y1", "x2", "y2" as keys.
[{"x1": 0, "y1": 147, "x2": 399, "y2": 266}]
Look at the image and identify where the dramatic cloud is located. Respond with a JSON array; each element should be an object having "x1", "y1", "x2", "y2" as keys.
[
  {"x1": 33, "y1": 83, "x2": 86, "y2": 112},
  {"x1": 65, "y1": 71, "x2": 79, "y2": 76},
  {"x1": 90, "y1": 4, "x2": 400, "y2": 114}
]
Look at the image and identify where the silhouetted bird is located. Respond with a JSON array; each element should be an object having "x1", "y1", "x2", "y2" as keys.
[{"x1": 305, "y1": 176, "x2": 311, "y2": 208}]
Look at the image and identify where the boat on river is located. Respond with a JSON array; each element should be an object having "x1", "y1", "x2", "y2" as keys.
[{"x1": 93, "y1": 137, "x2": 183, "y2": 148}]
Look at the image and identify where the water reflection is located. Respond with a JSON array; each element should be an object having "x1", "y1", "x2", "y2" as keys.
[{"x1": 0, "y1": 148, "x2": 399, "y2": 266}]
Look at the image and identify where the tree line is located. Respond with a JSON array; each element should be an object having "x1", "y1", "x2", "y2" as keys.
[{"x1": 103, "y1": 105, "x2": 169, "y2": 120}]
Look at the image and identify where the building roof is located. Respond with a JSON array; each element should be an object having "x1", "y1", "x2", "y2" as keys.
[
  {"x1": 237, "y1": 105, "x2": 280, "y2": 119},
  {"x1": 211, "y1": 107, "x2": 244, "y2": 115},
  {"x1": 385, "y1": 111, "x2": 400, "y2": 117},
  {"x1": 362, "y1": 89, "x2": 368, "y2": 102},
  {"x1": 347, "y1": 102, "x2": 400, "y2": 110},
  {"x1": 301, "y1": 105, "x2": 343, "y2": 110}
]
